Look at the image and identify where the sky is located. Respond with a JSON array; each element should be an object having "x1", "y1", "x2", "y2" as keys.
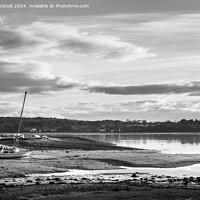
[{"x1": 1, "y1": 0, "x2": 200, "y2": 121}]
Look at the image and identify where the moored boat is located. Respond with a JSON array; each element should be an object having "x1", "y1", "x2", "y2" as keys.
[
  {"x1": 0, "y1": 144, "x2": 31, "y2": 158},
  {"x1": 0, "y1": 91, "x2": 31, "y2": 159},
  {"x1": 0, "y1": 133, "x2": 24, "y2": 141}
]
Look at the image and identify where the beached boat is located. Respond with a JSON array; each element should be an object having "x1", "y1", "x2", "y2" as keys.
[
  {"x1": 0, "y1": 133, "x2": 25, "y2": 141},
  {"x1": 0, "y1": 92, "x2": 31, "y2": 159},
  {"x1": 0, "y1": 145, "x2": 31, "y2": 158}
]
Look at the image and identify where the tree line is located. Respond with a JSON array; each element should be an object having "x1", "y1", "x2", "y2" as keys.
[{"x1": 0, "y1": 117, "x2": 200, "y2": 133}]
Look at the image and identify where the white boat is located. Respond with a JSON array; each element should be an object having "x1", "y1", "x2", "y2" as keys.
[
  {"x1": 0, "y1": 145, "x2": 31, "y2": 158},
  {"x1": 0, "y1": 91, "x2": 31, "y2": 159},
  {"x1": 0, "y1": 133, "x2": 24, "y2": 140}
]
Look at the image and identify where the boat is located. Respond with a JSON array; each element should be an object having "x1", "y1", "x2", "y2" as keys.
[
  {"x1": 0, "y1": 133, "x2": 24, "y2": 141},
  {"x1": 0, "y1": 91, "x2": 31, "y2": 158},
  {"x1": 0, "y1": 145, "x2": 31, "y2": 158}
]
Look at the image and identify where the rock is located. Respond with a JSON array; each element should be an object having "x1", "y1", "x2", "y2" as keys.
[
  {"x1": 189, "y1": 176, "x2": 194, "y2": 182},
  {"x1": 54, "y1": 177, "x2": 61, "y2": 181},
  {"x1": 131, "y1": 173, "x2": 138, "y2": 178},
  {"x1": 0, "y1": 183, "x2": 6, "y2": 187},
  {"x1": 81, "y1": 177, "x2": 88, "y2": 180},
  {"x1": 151, "y1": 178, "x2": 155, "y2": 183},
  {"x1": 196, "y1": 177, "x2": 200, "y2": 183},
  {"x1": 183, "y1": 178, "x2": 189, "y2": 186},
  {"x1": 168, "y1": 179, "x2": 173, "y2": 183}
]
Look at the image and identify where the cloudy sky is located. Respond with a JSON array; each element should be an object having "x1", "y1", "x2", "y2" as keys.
[{"x1": 1, "y1": 0, "x2": 200, "y2": 121}]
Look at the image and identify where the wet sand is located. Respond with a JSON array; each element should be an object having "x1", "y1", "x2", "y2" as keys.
[{"x1": 2, "y1": 149, "x2": 200, "y2": 178}]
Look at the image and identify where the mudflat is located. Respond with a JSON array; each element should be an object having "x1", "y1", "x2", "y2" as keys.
[{"x1": 1, "y1": 135, "x2": 200, "y2": 200}]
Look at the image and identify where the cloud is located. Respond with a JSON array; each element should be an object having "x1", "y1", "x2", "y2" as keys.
[
  {"x1": 0, "y1": 61, "x2": 78, "y2": 94},
  {"x1": 0, "y1": 30, "x2": 39, "y2": 50},
  {"x1": 1, "y1": 59, "x2": 200, "y2": 97},
  {"x1": 137, "y1": 14, "x2": 200, "y2": 34},
  {"x1": 84, "y1": 81, "x2": 200, "y2": 96},
  {"x1": 58, "y1": 33, "x2": 156, "y2": 61},
  {"x1": 2, "y1": 62, "x2": 200, "y2": 97},
  {"x1": 62, "y1": 100, "x2": 200, "y2": 118},
  {"x1": 0, "y1": 101, "x2": 19, "y2": 115},
  {"x1": 95, "y1": 13, "x2": 200, "y2": 58},
  {"x1": 0, "y1": 27, "x2": 46, "y2": 62},
  {"x1": 0, "y1": 21, "x2": 157, "y2": 94},
  {"x1": 0, "y1": 101, "x2": 66, "y2": 118},
  {"x1": 0, "y1": 22, "x2": 156, "y2": 62},
  {"x1": 1, "y1": 98, "x2": 200, "y2": 119},
  {"x1": 136, "y1": 14, "x2": 200, "y2": 54},
  {"x1": 31, "y1": 100, "x2": 200, "y2": 119},
  {"x1": 189, "y1": 92, "x2": 200, "y2": 96}
]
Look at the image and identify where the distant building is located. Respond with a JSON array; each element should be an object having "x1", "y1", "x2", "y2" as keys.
[
  {"x1": 99, "y1": 127, "x2": 106, "y2": 132},
  {"x1": 30, "y1": 128, "x2": 37, "y2": 133}
]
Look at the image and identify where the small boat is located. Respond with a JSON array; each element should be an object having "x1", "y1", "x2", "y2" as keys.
[
  {"x1": 0, "y1": 92, "x2": 31, "y2": 159},
  {"x1": 0, "y1": 135, "x2": 15, "y2": 140},
  {"x1": 0, "y1": 145, "x2": 31, "y2": 158},
  {"x1": 0, "y1": 134, "x2": 24, "y2": 141}
]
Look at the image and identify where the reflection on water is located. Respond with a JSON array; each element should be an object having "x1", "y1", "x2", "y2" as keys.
[
  {"x1": 33, "y1": 132, "x2": 200, "y2": 154},
  {"x1": 68, "y1": 133, "x2": 200, "y2": 154}
]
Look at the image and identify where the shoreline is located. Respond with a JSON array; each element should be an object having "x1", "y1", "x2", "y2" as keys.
[{"x1": 2, "y1": 167, "x2": 200, "y2": 200}]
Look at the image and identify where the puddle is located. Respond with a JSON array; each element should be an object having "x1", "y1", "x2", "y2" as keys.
[
  {"x1": 120, "y1": 165, "x2": 200, "y2": 177},
  {"x1": 29, "y1": 164, "x2": 200, "y2": 177}
]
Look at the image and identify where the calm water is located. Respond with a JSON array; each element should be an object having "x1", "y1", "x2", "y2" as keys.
[{"x1": 42, "y1": 132, "x2": 200, "y2": 154}]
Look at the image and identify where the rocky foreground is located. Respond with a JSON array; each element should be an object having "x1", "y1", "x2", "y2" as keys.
[
  {"x1": 1, "y1": 135, "x2": 200, "y2": 199},
  {"x1": 2, "y1": 172, "x2": 200, "y2": 200}
]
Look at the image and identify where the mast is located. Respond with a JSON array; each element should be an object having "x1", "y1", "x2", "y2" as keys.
[{"x1": 15, "y1": 91, "x2": 27, "y2": 147}]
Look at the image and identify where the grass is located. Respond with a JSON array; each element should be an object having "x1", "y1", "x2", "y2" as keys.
[
  {"x1": 0, "y1": 135, "x2": 135, "y2": 151},
  {"x1": 1, "y1": 182, "x2": 200, "y2": 200}
]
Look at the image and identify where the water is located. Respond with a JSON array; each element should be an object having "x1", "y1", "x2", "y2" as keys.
[
  {"x1": 82, "y1": 133, "x2": 200, "y2": 154},
  {"x1": 29, "y1": 164, "x2": 200, "y2": 177},
  {"x1": 41, "y1": 132, "x2": 200, "y2": 154}
]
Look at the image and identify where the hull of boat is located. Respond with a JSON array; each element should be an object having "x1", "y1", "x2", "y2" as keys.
[
  {"x1": 0, "y1": 150, "x2": 31, "y2": 159},
  {"x1": 0, "y1": 137, "x2": 15, "y2": 140}
]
